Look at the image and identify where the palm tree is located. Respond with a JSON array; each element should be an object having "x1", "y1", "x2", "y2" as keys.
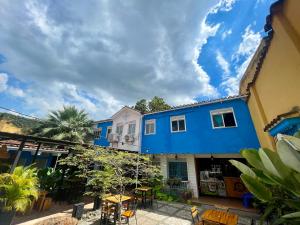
[{"x1": 33, "y1": 106, "x2": 93, "y2": 143}]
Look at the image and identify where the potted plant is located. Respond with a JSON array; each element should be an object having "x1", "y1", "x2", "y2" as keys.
[{"x1": 0, "y1": 166, "x2": 39, "y2": 225}]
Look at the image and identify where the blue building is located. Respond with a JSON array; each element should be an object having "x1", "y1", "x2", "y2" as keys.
[
  {"x1": 93, "y1": 119, "x2": 113, "y2": 147},
  {"x1": 94, "y1": 96, "x2": 260, "y2": 198}
]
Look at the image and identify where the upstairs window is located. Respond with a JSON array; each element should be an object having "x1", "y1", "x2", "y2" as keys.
[
  {"x1": 106, "y1": 126, "x2": 112, "y2": 138},
  {"x1": 211, "y1": 108, "x2": 237, "y2": 128},
  {"x1": 94, "y1": 128, "x2": 102, "y2": 139},
  {"x1": 171, "y1": 115, "x2": 186, "y2": 132},
  {"x1": 145, "y1": 119, "x2": 156, "y2": 135},
  {"x1": 128, "y1": 122, "x2": 136, "y2": 135},
  {"x1": 116, "y1": 123, "x2": 123, "y2": 136}
]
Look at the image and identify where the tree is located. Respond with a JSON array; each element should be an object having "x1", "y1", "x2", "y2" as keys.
[
  {"x1": 59, "y1": 146, "x2": 161, "y2": 224},
  {"x1": 230, "y1": 134, "x2": 300, "y2": 224},
  {"x1": 32, "y1": 106, "x2": 93, "y2": 143},
  {"x1": 148, "y1": 96, "x2": 171, "y2": 112},
  {"x1": 133, "y1": 99, "x2": 148, "y2": 114},
  {"x1": 133, "y1": 96, "x2": 171, "y2": 113}
]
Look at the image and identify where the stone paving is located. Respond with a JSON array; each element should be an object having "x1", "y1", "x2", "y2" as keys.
[
  {"x1": 13, "y1": 200, "x2": 261, "y2": 225},
  {"x1": 79, "y1": 201, "x2": 261, "y2": 225}
]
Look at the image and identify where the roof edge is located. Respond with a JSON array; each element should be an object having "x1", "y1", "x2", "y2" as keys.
[{"x1": 144, "y1": 95, "x2": 247, "y2": 116}]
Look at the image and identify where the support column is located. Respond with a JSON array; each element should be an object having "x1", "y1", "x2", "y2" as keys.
[
  {"x1": 10, "y1": 139, "x2": 26, "y2": 173},
  {"x1": 159, "y1": 155, "x2": 168, "y2": 179},
  {"x1": 186, "y1": 155, "x2": 199, "y2": 198},
  {"x1": 32, "y1": 142, "x2": 42, "y2": 163}
]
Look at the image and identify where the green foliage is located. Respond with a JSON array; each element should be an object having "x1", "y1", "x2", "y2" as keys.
[
  {"x1": 133, "y1": 99, "x2": 148, "y2": 114},
  {"x1": 166, "y1": 178, "x2": 182, "y2": 186},
  {"x1": 59, "y1": 146, "x2": 161, "y2": 199},
  {"x1": 37, "y1": 168, "x2": 62, "y2": 193},
  {"x1": 148, "y1": 96, "x2": 171, "y2": 112},
  {"x1": 0, "y1": 166, "x2": 39, "y2": 212},
  {"x1": 230, "y1": 134, "x2": 300, "y2": 224},
  {"x1": 133, "y1": 96, "x2": 171, "y2": 114},
  {"x1": 32, "y1": 106, "x2": 93, "y2": 143}
]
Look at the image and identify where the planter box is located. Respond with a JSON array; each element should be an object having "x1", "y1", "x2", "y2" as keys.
[{"x1": 0, "y1": 209, "x2": 16, "y2": 225}]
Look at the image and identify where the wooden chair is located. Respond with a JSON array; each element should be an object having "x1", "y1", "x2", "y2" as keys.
[
  {"x1": 121, "y1": 198, "x2": 138, "y2": 225},
  {"x1": 191, "y1": 206, "x2": 202, "y2": 225},
  {"x1": 100, "y1": 200, "x2": 116, "y2": 225}
]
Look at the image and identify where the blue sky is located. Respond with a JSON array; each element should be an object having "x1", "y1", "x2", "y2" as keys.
[{"x1": 0, "y1": 0, "x2": 276, "y2": 119}]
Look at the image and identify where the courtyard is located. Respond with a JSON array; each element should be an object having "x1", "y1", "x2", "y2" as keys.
[{"x1": 13, "y1": 200, "x2": 260, "y2": 225}]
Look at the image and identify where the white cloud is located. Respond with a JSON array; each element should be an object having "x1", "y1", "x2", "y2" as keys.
[
  {"x1": 0, "y1": 73, "x2": 8, "y2": 92},
  {"x1": 0, "y1": 0, "x2": 223, "y2": 119},
  {"x1": 222, "y1": 29, "x2": 232, "y2": 40},
  {"x1": 216, "y1": 50, "x2": 230, "y2": 77},
  {"x1": 234, "y1": 25, "x2": 261, "y2": 60},
  {"x1": 221, "y1": 25, "x2": 261, "y2": 96},
  {"x1": 211, "y1": 0, "x2": 237, "y2": 13}
]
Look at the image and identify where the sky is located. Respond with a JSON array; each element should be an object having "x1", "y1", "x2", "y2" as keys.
[{"x1": 0, "y1": 0, "x2": 276, "y2": 120}]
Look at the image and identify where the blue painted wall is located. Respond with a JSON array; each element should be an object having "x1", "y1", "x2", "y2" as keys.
[
  {"x1": 141, "y1": 98, "x2": 260, "y2": 154},
  {"x1": 94, "y1": 120, "x2": 113, "y2": 147},
  {"x1": 8, "y1": 151, "x2": 54, "y2": 168}
]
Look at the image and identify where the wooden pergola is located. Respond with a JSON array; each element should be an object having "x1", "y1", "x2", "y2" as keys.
[{"x1": 0, "y1": 131, "x2": 79, "y2": 173}]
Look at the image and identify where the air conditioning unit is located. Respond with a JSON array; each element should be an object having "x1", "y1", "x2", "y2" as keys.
[
  {"x1": 108, "y1": 133, "x2": 120, "y2": 143},
  {"x1": 124, "y1": 134, "x2": 135, "y2": 142}
]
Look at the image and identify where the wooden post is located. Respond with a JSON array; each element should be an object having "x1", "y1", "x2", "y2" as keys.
[
  {"x1": 10, "y1": 139, "x2": 26, "y2": 173},
  {"x1": 32, "y1": 142, "x2": 42, "y2": 163}
]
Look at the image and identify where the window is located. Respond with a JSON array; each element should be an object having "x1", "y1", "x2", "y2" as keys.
[
  {"x1": 211, "y1": 108, "x2": 237, "y2": 128},
  {"x1": 171, "y1": 115, "x2": 186, "y2": 132},
  {"x1": 106, "y1": 126, "x2": 112, "y2": 138},
  {"x1": 94, "y1": 128, "x2": 102, "y2": 139},
  {"x1": 168, "y1": 161, "x2": 188, "y2": 181},
  {"x1": 116, "y1": 123, "x2": 123, "y2": 136},
  {"x1": 145, "y1": 119, "x2": 156, "y2": 135},
  {"x1": 128, "y1": 122, "x2": 136, "y2": 135}
]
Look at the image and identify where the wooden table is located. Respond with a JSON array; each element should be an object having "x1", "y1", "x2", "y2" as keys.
[
  {"x1": 201, "y1": 209, "x2": 238, "y2": 225},
  {"x1": 104, "y1": 194, "x2": 132, "y2": 225},
  {"x1": 135, "y1": 187, "x2": 153, "y2": 207}
]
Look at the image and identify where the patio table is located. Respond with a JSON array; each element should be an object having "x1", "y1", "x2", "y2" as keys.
[
  {"x1": 201, "y1": 209, "x2": 238, "y2": 225},
  {"x1": 135, "y1": 186, "x2": 153, "y2": 207},
  {"x1": 103, "y1": 194, "x2": 132, "y2": 225}
]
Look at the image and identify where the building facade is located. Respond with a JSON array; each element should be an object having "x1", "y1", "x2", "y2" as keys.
[
  {"x1": 94, "y1": 96, "x2": 260, "y2": 198},
  {"x1": 141, "y1": 96, "x2": 260, "y2": 198},
  {"x1": 239, "y1": 0, "x2": 300, "y2": 149},
  {"x1": 94, "y1": 106, "x2": 142, "y2": 152}
]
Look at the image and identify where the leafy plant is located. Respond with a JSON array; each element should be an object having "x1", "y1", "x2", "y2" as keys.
[
  {"x1": 0, "y1": 166, "x2": 39, "y2": 212},
  {"x1": 230, "y1": 134, "x2": 300, "y2": 224},
  {"x1": 37, "y1": 168, "x2": 62, "y2": 193}
]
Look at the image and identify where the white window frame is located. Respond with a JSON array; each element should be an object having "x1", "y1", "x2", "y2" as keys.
[
  {"x1": 210, "y1": 107, "x2": 238, "y2": 129},
  {"x1": 144, "y1": 119, "x2": 156, "y2": 135},
  {"x1": 127, "y1": 121, "x2": 136, "y2": 135},
  {"x1": 106, "y1": 126, "x2": 112, "y2": 139},
  {"x1": 94, "y1": 128, "x2": 102, "y2": 139},
  {"x1": 116, "y1": 123, "x2": 123, "y2": 136},
  {"x1": 170, "y1": 115, "x2": 186, "y2": 133}
]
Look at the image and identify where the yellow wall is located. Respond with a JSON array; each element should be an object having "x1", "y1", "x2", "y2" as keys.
[{"x1": 245, "y1": 0, "x2": 300, "y2": 149}]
